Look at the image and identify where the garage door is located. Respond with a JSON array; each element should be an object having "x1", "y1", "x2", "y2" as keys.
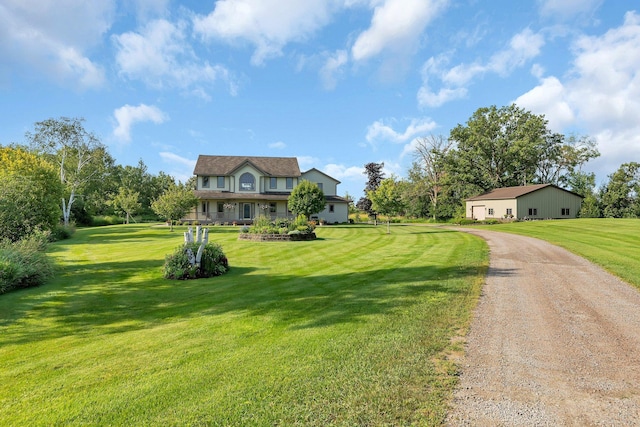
[{"x1": 472, "y1": 205, "x2": 485, "y2": 220}]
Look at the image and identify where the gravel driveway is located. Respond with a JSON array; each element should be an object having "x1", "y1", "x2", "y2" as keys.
[{"x1": 446, "y1": 229, "x2": 640, "y2": 426}]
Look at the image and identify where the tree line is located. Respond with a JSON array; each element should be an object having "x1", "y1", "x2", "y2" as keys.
[
  {"x1": 359, "y1": 104, "x2": 640, "y2": 221},
  {"x1": 1, "y1": 117, "x2": 197, "y2": 242}
]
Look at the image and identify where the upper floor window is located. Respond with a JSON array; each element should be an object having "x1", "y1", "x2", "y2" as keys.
[
  {"x1": 317, "y1": 182, "x2": 323, "y2": 191},
  {"x1": 270, "y1": 177, "x2": 277, "y2": 189},
  {"x1": 286, "y1": 177, "x2": 294, "y2": 189},
  {"x1": 202, "y1": 176, "x2": 209, "y2": 188},
  {"x1": 240, "y1": 173, "x2": 255, "y2": 191},
  {"x1": 217, "y1": 176, "x2": 225, "y2": 188}
]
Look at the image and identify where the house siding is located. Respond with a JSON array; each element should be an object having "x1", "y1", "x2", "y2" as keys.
[{"x1": 517, "y1": 186, "x2": 582, "y2": 219}]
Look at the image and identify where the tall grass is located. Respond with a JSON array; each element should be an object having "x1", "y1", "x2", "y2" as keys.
[{"x1": 0, "y1": 224, "x2": 487, "y2": 426}]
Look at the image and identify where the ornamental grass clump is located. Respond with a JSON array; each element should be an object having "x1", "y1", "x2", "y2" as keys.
[{"x1": 163, "y1": 242, "x2": 228, "y2": 280}]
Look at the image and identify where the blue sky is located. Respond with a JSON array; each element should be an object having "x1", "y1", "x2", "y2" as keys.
[{"x1": 1, "y1": 0, "x2": 638, "y2": 199}]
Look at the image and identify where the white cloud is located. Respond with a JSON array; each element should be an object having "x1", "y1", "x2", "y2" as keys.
[
  {"x1": 351, "y1": 0, "x2": 448, "y2": 62},
  {"x1": 515, "y1": 11, "x2": 640, "y2": 178},
  {"x1": 537, "y1": 0, "x2": 602, "y2": 20},
  {"x1": 269, "y1": 141, "x2": 286, "y2": 149},
  {"x1": 366, "y1": 118, "x2": 437, "y2": 144},
  {"x1": 113, "y1": 104, "x2": 169, "y2": 142},
  {"x1": 193, "y1": 0, "x2": 337, "y2": 65},
  {"x1": 159, "y1": 152, "x2": 196, "y2": 184},
  {"x1": 297, "y1": 156, "x2": 320, "y2": 168},
  {"x1": 323, "y1": 163, "x2": 365, "y2": 180},
  {"x1": 159, "y1": 152, "x2": 196, "y2": 169},
  {"x1": 514, "y1": 76, "x2": 574, "y2": 131},
  {"x1": 113, "y1": 19, "x2": 236, "y2": 97},
  {"x1": 320, "y1": 50, "x2": 349, "y2": 90},
  {"x1": 0, "y1": 0, "x2": 112, "y2": 88},
  {"x1": 418, "y1": 28, "x2": 544, "y2": 108}
]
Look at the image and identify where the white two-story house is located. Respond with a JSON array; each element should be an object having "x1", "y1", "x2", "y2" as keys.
[{"x1": 187, "y1": 155, "x2": 349, "y2": 224}]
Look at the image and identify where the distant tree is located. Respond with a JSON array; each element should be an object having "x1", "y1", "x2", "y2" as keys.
[
  {"x1": 0, "y1": 146, "x2": 63, "y2": 241},
  {"x1": 412, "y1": 134, "x2": 453, "y2": 220},
  {"x1": 537, "y1": 134, "x2": 600, "y2": 186},
  {"x1": 600, "y1": 162, "x2": 640, "y2": 218},
  {"x1": 368, "y1": 176, "x2": 406, "y2": 234},
  {"x1": 151, "y1": 185, "x2": 198, "y2": 231},
  {"x1": 356, "y1": 162, "x2": 385, "y2": 220},
  {"x1": 27, "y1": 117, "x2": 111, "y2": 226},
  {"x1": 287, "y1": 180, "x2": 326, "y2": 220},
  {"x1": 111, "y1": 187, "x2": 141, "y2": 224},
  {"x1": 448, "y1": 104, "x2": 549, "y2": 192},
  {"x1": 342, "y1": 191, "x2": 357, "y2": 214}
]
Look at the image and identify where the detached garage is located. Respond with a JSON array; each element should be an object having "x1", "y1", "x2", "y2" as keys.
[{"x1": 466, "y1": 184, "x2": 583, "y2": 220}]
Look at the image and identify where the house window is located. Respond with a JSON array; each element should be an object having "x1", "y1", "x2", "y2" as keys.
[
  {"x1": 317, "y1": 182, "x2": 323, "y2": 191},
  {"x1": 528, "y1": 208, "x2": 538, "y2": 216},
  {"x1": 202, "y1": 176, "x2": 209, "y2": 188},
  {"x1": 270, "y1": 177, "x2": 277, "y2": 189},
  {"x1": 286, "y1": 177, "x2": 294, "y2": 189},
  {"x1": 562, "y1": 208, "x2": 570, "y2": 216},
  {"x1": 217, "y1": 203, "x2": 224, "y2": 213},
  {"x1": 270, "y1": 203, "x2": 276, "y2": 213},
  {"x1": 506, "y1": 208, "x2": 513, "y2": 216},
  {"x1": 217, "y1": 176, "x2": 225, "y2": 188},
  {"x1": 202, "y1": 202, "x2": 207, "y2": 213},
  {"x1": 329, "y1": 204, "x2": 334, "y2": 213},
  {"x1": 488, "y1": 208, "x2": 494, "y2": 215},
  {"x1": 240, "y1": 173, "x2": 255, "y2": 191}
]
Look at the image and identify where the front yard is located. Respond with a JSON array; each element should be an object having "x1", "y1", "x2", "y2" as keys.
[{"x1": 0, "y1": 224, "x2": 487, "y2": 426}]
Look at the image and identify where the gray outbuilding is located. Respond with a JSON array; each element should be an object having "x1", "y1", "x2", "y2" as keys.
[{"x1": 465, "y1": 184, "x2": 584, "y2": 220}]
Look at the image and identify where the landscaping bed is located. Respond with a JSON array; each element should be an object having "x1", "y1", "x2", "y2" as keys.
[{"x1": 239, "y1": 232, "x2": 316, "y2": 241}]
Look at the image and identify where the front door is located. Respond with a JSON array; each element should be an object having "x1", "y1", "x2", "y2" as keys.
[{"x1": 243, "y1": 203, "x2": 252, "y2": 220}]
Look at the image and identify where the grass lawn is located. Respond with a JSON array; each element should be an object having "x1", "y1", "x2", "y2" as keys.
[
  {"x1": 0, "y1": 224, "x2": 487, "y2": 426},
  {"x1": 474, "y1": 218, "x2": 640, "y2": 289}
]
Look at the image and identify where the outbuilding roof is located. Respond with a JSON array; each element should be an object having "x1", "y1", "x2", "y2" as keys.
[
  {"x1": 194, "y1": 155, "x2": 301, "y2": 177},
  {"x1": 466, "y1": 184, "x2": 583, "y2": 201}
]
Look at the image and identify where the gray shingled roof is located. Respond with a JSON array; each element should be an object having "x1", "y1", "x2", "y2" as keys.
[
  {"x1": 466, "y1": 184, "x2": 580, "y2": 201},
  {"x1": 194, "y1": 155, "x2": 301, "y2": 177}
]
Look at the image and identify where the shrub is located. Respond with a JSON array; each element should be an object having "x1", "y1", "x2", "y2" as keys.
[
  {"x1": 163, "y1": 242, "x2": 229, "y2": 280},
  {"x1": 0, "y1": 235, "x2": 55, "y2": 294},
  {"x1": 51, "y1": 223, "x2": 76, "y2": 241},
  {"x1": 458, "y1": 218, "x2": 477, "y2": 226}
]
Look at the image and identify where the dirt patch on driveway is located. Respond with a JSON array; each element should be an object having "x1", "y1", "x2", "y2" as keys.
[{"x1": 446, "y1": 229, "x2": 640, "y2": 426}]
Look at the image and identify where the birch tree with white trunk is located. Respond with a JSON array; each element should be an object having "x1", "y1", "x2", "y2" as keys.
[{"x1": 27, "y1": 117, "x2": 111, "y2": 226}]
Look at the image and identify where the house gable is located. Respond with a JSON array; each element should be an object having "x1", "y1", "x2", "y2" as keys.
[{"x1": 301, "y1": 168, "x2": 340, "y2": 196}]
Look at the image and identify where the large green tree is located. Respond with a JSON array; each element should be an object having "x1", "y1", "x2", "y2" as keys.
[
  {"x1": 151, "y1": 184, "x2": 198, "y2": 231},
  {"x1": 448, "y1": 104, "x2": 549, "y2": 192},
  {"x1": 600, "y1": 162, "x2": 640, "y2": 218},
  {"x1": 368, "y1": 176, "x2": 406, "y2": 233},
  {"x1": 287, "y1": 180, "x2": 326, "y2": 220},
  {"x1": 26, "y1": 117, "x2": 112, "y2": 226},
  {"x1": 0, "y1": 146, "x2": 63, "y2": 241}
]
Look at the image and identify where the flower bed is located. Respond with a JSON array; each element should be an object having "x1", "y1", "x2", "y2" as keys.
[{"x1": 238, "y1": 232, "x2": 316, "y2": 242}]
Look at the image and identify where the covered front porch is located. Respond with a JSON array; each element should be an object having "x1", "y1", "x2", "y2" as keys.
[{"x1": 191, "y1": 198, "x2": 295, "y2": 225}]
